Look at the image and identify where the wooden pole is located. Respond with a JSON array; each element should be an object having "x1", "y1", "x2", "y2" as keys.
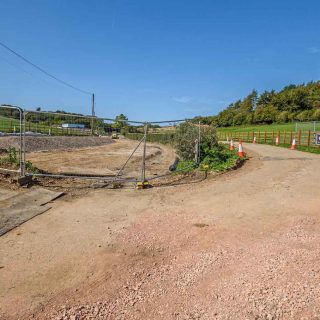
[{"x1": 272, "y1": 131, "x2": 274, "y2": 144}]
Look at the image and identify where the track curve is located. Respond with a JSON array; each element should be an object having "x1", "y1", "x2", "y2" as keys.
[{"x1": 1, "y1": 143, "x2": 320, "y2": 319}]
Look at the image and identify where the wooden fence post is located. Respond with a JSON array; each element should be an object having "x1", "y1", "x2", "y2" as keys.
[
  {"x1": 308, "y1": 130, "x2": 311, "y2": 147},
  {"x1": 298, "y1": 130, "x2": 301, "y2": 145},
  {"x1": 272, "y1": 131, "x2": 274, "y2": 144},
  {"x1": 264, "y1": 132, "x2": 266, "y2": 143}
]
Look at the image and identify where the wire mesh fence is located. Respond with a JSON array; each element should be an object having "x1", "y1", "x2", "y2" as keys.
[
  {"x1": 0, "y1": 107, "x2": 204, "y2": 188},
  {"x1": 0, "y1": 105, "x2": 25, "y2": 175},
  {"x1": 295, "y1": 121, "x2": 320, "y2": 132},
  {"x1": 24, "y1": 110, "x2": 98, "y2": 136}
]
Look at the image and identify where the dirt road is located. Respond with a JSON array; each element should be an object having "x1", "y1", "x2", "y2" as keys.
[{"x1": 1, "y1": 144, "x2": 320, "y2": 319}]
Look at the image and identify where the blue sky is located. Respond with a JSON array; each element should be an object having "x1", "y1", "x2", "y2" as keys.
[{"x1": 1, "y1": 0, "x2": 320, "y2": 121}]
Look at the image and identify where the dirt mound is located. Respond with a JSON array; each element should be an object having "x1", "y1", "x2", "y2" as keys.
[{"x1": 0, "y1": 136, "x2": 113, "y2": 152}]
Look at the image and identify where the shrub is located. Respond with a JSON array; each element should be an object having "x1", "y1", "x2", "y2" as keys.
[
  {"x1": 8, "y1": 147, "x2": 18, "y2": 164},
  {"x1": 200, "y1": 144, "x2": 240, "y2": 172},
  {"x1": 174, "y1": 122, "x2": 218, "y2": 161}
]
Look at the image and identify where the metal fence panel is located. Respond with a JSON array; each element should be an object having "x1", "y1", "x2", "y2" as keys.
[
  {"x1": 0, "y1": 105, "x2": 25, "y2": 175},
  {"x1": 1, "y1": 108, "x2": 202, "y2": 187}
]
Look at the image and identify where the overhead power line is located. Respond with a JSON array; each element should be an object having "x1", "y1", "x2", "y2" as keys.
[{"x1": 0, "y1": 41, "x2": 92, "y2": 95}]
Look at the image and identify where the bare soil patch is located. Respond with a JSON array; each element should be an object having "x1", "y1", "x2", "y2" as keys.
[{"x1": 27, "y1": 138, "x2": 176, "y2": 179}]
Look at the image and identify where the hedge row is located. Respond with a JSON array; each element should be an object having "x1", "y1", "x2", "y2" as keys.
[{"x1": 125, "y1": 132, "x2": 175, "y2": 144}]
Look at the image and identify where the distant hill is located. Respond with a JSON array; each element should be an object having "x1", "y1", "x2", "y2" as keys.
[{"x1": 196, "y1": 81, "x2": 320, "y2": 127}]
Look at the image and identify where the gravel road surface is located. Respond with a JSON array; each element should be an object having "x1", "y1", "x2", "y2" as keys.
[{"x1": 0, "y1": 143, "x2": 320, "y2": 319}]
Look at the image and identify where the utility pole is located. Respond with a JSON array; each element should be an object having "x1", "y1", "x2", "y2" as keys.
[{"x1": 91, "y1": 93, "x2": 95, "y2": 135}]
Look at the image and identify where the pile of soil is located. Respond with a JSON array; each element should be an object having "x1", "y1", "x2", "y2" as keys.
[{"x1": 0, "y1": 136, "x2": 113, "y2": 152}]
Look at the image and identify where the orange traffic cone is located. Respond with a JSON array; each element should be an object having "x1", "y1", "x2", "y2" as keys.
[
  {"x1": 229, "y1": 140, "x2": 235, "y2": 151},
  {"x1": 290, "y1": 138, "x2": 297, "y2": 150},
  {"x1": 238, "y1": 142, "x2": 245, "y2": 157},
  {"x1": 253, "y1": 136, "x2": 257, "y2": 144},
  {"x1": 275, "y1": 136, "x2": 279, "y2": 146}
]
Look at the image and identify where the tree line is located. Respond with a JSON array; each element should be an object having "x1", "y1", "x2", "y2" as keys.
[{"x1": 195, "y1": 81, "x2": 320, "y2": 127}]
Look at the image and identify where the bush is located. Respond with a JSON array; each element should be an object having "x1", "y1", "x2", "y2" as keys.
[
  {"x1": 200, "y1": 144, "x2": 240, "y2": 172},
  {"x1": 126, "y1": 123, "x2": 241, "y2": 174},
  {"x1": 174, "y1": 122, "x2": 218, "y2": 161}
]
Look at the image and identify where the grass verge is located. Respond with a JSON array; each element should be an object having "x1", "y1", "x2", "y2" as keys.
[{"x1": 217, "y1": 122, "x2": 320, "y2": 133}]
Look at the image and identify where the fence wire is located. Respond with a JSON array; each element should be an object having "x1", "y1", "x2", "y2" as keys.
[
  {"x1": 0, "y1": 107, "x2": 203, "y2": 188},
  {"x1": 0, "y1": 105, "x2": 24, "y2": 175}
]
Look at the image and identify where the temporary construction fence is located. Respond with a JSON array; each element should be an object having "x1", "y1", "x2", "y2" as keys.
[
  {"x1": 218, "y1": 130, "x2": 320, "y2": 148},
  {"x1": 109, "y1": 119, "x2": 202, "y2": 186},
  {"x1": 0, "y1": 106, "x2": 201, "y2": 187},
  {"x1": 0, "y1": 105, "x2": 24, "y2": 176}
]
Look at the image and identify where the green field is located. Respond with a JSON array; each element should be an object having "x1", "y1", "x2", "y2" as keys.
[
  {"x1": 0, "y1": 116, "x2": 90, "y2": 136},
  {"x1": 0, "y1": 116, "x2": 20, "y2": 129},
  {"x1": 217, "y1": 122, "x2": 320, "y2": 133}
]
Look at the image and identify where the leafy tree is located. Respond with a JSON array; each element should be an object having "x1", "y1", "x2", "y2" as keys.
[
  {"x1": 115, "y1": 113, "x2": 128, "y2": 128},
  {"x1": 313, "y1": 109, "x2": 320, "y2": 120},
  {"x1": 196, "y1": 81, "x2": 320, "y2": 127}
]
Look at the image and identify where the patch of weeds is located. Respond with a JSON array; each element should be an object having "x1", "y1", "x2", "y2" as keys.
[
  {"x1": 25, "y1": 161, "x2": 41, "y2": 174},
  {"x1": 200, "y1": 143, "x2": 244, "y2": 172},
  {"x1": 8, "y1": 147, "x2": 18, "y2": 163},
  {"x1": 0, "y1": 147, "x2": 41, "y2": 173},
  {"x1": 0, "y1": 147, "x2": 19, "y2": 169},
  {"x1": 175, "y1": 160, "x2": 197, "y2": 174}
]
